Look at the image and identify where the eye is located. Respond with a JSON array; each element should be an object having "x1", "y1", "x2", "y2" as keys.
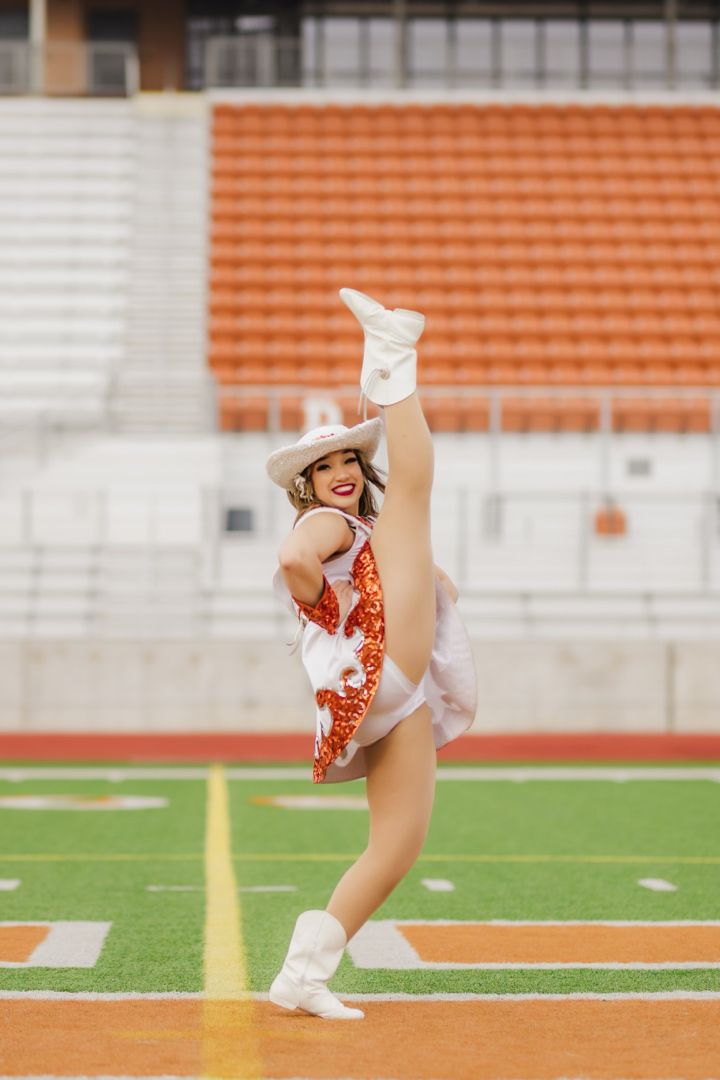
[
  {"x1": 345, "y1": 455, "x2": 357, "y2": 463},
  {"x1": 315, "y1": 463, "x2": 329, "y2": 471}
]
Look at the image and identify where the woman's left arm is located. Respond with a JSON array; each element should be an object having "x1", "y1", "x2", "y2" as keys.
[{"x1": 434, "y1": 564, "x2": 459, "y2": 604}]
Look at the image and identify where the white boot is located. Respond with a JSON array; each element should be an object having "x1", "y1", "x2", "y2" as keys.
[
  {"x1": 269, "y1": 909, "x2": 364, "y2": 1020},
  {"x1": 339, "y1": 287, "x2": 425, "y2": 419}
]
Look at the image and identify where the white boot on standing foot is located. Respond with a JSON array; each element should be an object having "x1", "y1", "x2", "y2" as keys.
[
  {"x1": 339, "y1": 287, "x2": 425, "y2": 419},
  {"x1": 269, "y1": 909, "x2": 364, "y2": 1020}
]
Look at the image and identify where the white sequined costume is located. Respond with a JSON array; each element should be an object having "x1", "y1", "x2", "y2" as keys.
[{"x1": 273, "y1": 507, "x2": 477, "y2": 783}]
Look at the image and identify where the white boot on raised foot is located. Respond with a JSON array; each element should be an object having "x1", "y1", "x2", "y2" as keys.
[
  {"x1": 269, "y1": 909, "x2": 364, "y2": 1020},
  {"x1": 339, "y1": 287, "x2": 425, "y2": 419}
]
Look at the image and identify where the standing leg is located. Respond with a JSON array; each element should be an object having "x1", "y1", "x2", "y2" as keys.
[{"x1": 325, "y1": 701, "x2": 436, "y2": 939}]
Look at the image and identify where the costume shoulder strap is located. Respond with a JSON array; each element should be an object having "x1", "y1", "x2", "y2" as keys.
[
  {"x1": 293, "y1": 507, "x2": 371, "y2": 536},
  {"x1": 292, "y1": 506, "x2": 348, "y2": 532}
]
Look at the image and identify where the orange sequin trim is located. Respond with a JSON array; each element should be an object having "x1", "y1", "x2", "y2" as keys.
[
  {"x1": 292, "y1": 576, "x2": 339, "y2": 635},
  {"x1": 312, "y1": 539, "x2": 384, "y2": 783}
]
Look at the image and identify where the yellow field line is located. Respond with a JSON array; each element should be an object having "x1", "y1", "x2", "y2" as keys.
[
  {"x1": 1, "y1": 852, "x2": 720, "y2": 865},
  {"x1": 202, "y1": 763, "x2": 262, "y2": 1080},
  {"x1": 0, "y1": 853, "x2": 203, "y2": 861},
  {"x1": 229, "y1": 853, "x2": 720, "y2": 865}
]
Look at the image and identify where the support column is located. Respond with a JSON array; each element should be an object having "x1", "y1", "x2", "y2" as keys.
[
  {"x1": 665, "y1": 0, "x2": 678, "y2": 89},
  {"x1": 394, "y1": 0, "x2": 407, "y2": 89},
  {"x1": 29, "y1": 0, "x2": 46, "y2": 94}
]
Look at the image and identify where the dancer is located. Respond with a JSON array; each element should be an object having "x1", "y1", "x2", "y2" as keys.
[{"x1": 265, "y1": 288, "x2": 477, "y2": 1020}]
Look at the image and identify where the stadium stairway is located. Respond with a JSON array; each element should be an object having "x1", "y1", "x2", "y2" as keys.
[
  {"x1": 0, "y1": 95, "x2": 212, "y2": 438},
  {"x1": 0, "y1": 98, "x2": 132, "y2": 428},
  {"x1": 113, "y1": 95, "x2": 213, "y2": 434}
]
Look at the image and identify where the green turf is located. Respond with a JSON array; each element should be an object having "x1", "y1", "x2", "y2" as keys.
[
  {"x1": 1, "y1": 764, "x2": 719, "y2": 995},
  {"x1": 0, "y1": 776, "x2": 206, "y2": 992}
]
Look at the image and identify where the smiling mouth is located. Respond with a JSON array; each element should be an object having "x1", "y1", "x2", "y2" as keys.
[{"x1": 332, "y1": 485, "x2": 355, "y2": 495}]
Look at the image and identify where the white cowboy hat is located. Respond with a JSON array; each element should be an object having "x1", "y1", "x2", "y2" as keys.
[{"x1": 265, "y1": 419, "x2": 384, "y2": 489}]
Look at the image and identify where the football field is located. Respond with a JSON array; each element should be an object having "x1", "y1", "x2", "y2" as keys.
[{"x1": 1, "y1": 761, "x2": 719, "y2": 1079}]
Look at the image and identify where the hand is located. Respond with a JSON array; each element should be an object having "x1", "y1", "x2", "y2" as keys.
[{"x1": 330, "y1": 580, "x2": 354, "y2": 622}]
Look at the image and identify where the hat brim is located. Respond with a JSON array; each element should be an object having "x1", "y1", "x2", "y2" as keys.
[{"x1": 266, "y1": 417, "x2": 384, "y2": 489}]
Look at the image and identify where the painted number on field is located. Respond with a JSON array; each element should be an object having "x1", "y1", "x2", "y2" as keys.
[{"x1": 0, "y1": 921, "x2": 111, "y2": 967}]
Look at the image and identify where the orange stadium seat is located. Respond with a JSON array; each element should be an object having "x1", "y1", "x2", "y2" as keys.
[
  {"x1": 462, "y1": 397, "x2": 491, "y2": 431},
  {"x1": 208, "y1": 102, "x2": 720, "y2": 425},
  {"x1": 595, "y1": 504, "x2": 628, "y2": 536}
]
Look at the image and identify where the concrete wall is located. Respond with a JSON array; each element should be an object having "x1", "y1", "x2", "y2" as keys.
[{"x1": 0, "y1": 639, "x2": 718, "y2": 733}]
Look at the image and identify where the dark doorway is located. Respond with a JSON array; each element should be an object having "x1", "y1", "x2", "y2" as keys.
[
  {"x1": 86, "y1": 9, "x2": 139, "y2": 44},
  {"x1": 86, "y1": 9, "x2": 139, "y2": 93}
]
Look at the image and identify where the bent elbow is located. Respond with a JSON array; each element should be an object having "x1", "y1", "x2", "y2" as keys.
[
  {"x1": 278, "y1": 539, "x2": 305, "y2": 572},
  {"x1": 278, "y1": 548, "x2": 298, "y2": 572}
]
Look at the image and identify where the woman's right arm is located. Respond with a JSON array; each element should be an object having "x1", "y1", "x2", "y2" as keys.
[{"x1": 278, "y1": 512, "x2": 354, "y2": 607}]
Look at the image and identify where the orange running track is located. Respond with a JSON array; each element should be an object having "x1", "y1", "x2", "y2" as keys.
[
  {"x1": 1, "y1": 731, "x2": 720, "y2": 761},
  {"x1": 2, "y1": 997, "x2": 720, "y2": 1079}
]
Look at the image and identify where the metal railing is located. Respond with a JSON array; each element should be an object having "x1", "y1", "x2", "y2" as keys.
[
  {"x1": 0, "y1": 489, "x2": 204, "y2": 548},
  {"x1": 0, "y1": 40, "x2": 139, "y2": 95},
  {"x1": 204, "y1": 17, "x2": 720, "y2": 91},
  {"x1": 219, "y1": 384, "x2": 720, "y2": 435},
  {"x1": 1, "y1": 483, "x2": 719, "y2": 586}
]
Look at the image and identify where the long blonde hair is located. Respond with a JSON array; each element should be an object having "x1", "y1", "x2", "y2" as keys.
[{"x1": 287, "y1": 449, "x2": 386, "y2": 525}]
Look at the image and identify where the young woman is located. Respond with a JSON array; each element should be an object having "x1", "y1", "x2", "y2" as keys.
[{"x1": 265, "y1": 287, "x2": 477, "y2": 1020}]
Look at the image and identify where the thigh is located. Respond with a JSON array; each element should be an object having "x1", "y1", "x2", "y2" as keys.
[
  {"x1": 364, "y1": 702, "x2": 436, "y2": 856},
  {"x1": 370, "y1": 493, "x2": 436, "y2": 685},
  {"x1": 353, "y1": 655, "x2": 426, "y2": 748}
]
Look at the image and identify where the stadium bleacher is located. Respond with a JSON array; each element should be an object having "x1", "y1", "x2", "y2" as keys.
[{"x1": 209, "y1": 101, "x2": 720, "y2": 434}]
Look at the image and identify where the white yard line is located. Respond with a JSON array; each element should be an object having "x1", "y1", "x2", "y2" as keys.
[
  {"x1": 638, "y1": 877, "x2": 679, "y2": 891},
  {"x1": 0, "y1": 989, "x2": 720, "y2": 1001},
  {"x1": 1, "y1": 766, "x2": 719, "y2": 782}
]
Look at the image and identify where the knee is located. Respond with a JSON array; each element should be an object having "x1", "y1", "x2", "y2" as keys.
[{"x1": 367, "y1": 830, "x2": 427, "y2": 883}]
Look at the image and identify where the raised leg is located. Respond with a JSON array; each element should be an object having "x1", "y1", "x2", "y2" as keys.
[
  {"x1": 339, "y1": 287, "x2": 436, "y2": 686},
  {"x1": 325, "y1": 702, "x2": 436, "y2": 940},
  {"x1": 370, "y1": 392, "x2": 436, "y2": 686}
]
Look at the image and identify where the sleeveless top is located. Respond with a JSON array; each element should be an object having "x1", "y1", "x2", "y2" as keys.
[{"x1": 273, "y1": 507, "x2": 384, "y2": 783}]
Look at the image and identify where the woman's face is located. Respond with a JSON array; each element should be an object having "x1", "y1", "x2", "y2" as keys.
[{"x1": 309, "y1": 449, "x2": 364, "y2": 514}]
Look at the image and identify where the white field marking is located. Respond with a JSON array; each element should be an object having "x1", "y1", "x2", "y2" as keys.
[
  {"x1": 0, "y1": 921, "x2": 111, "y2": 968},
  {"x1": 346, "y1": 920, "x2": 720, "y2": 971},
  {"x1": 148, "y1": 884, "x2": 203, "y2": 892},
  {"x1": 421, "y1": 878, "x2": 456, "y2": 892},
  {"x1": 638, "y1": 878, "x2": 679, "y2": 892},
  {"x1": 253, "y1": 793, "x2": 368, "y2": 809},
  {"x1": 238, "y1": 885, "x2": 297, "y2": 892},
  {"x1": 147, "y1": 884, "x2": 296, "y2": 893},
  {"x1": 0, "y1": 794, "x2": 168, "y2": 811},
  {"x1": 2, "y1": 765, "x2": 720, "y2": 783},
  {"x1": 0, "y1": 879, "x2": 19, "y2": 890},
  {"x1": 369, "y1": 918, "x2": 720, "y2": 926},
  {"x1": 1, "y1": 989, "x2": 720, "y2": 1002}
]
